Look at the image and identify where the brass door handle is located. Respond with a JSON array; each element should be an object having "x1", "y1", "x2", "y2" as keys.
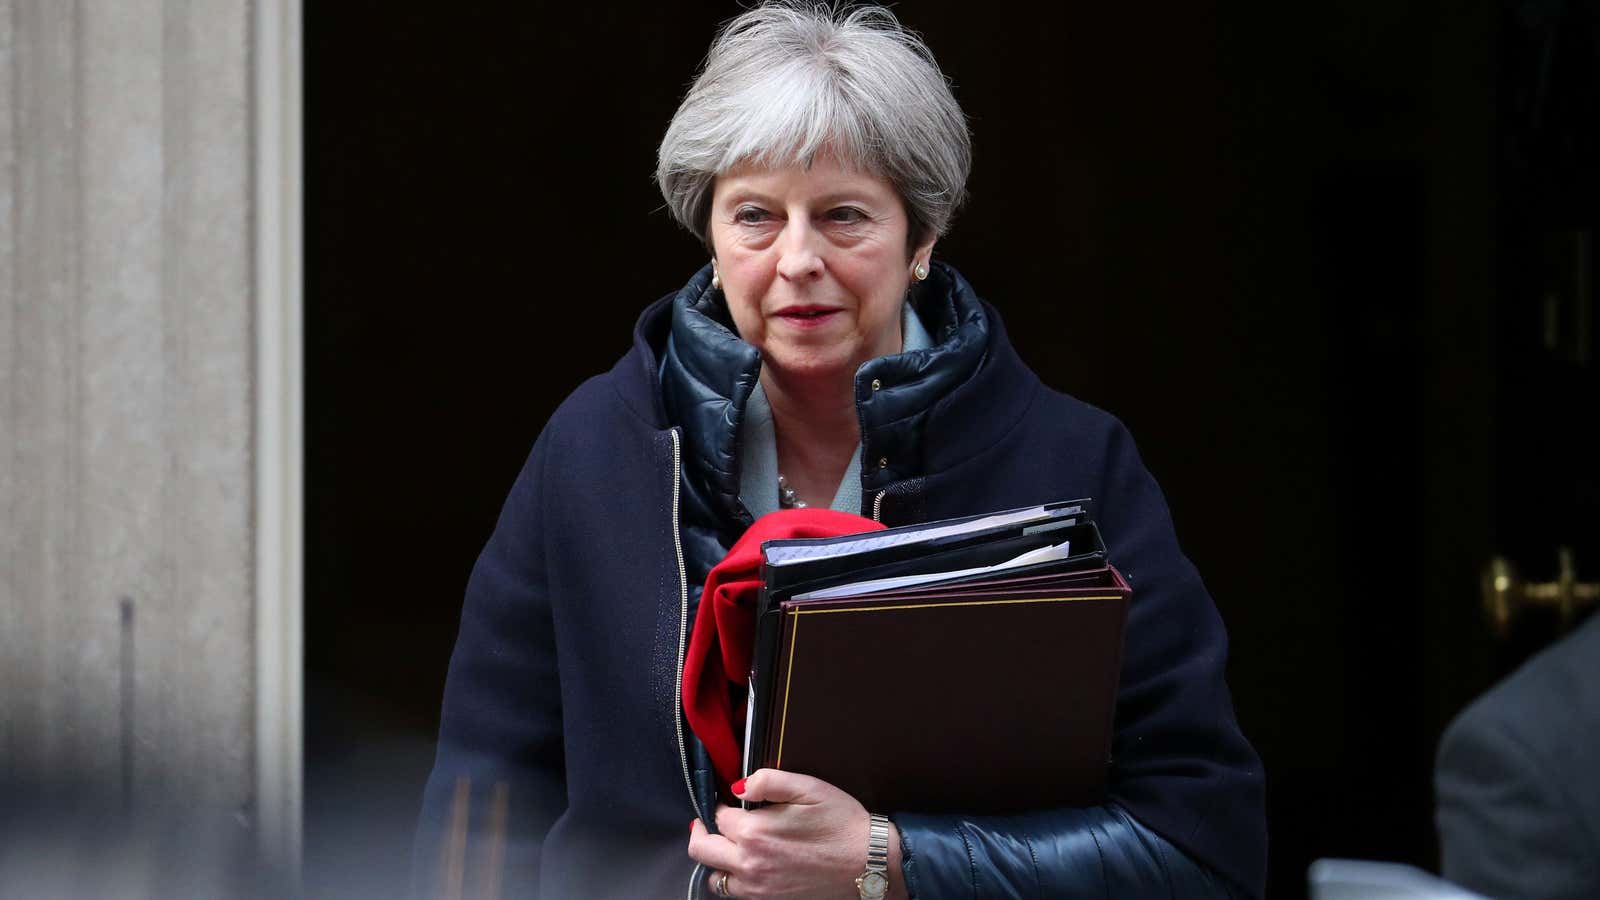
[{"x1": 1482, "y1": 547, "x2": 1600, "y2": 637}]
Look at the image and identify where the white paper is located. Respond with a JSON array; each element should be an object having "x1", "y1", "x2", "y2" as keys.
[
  {"x1": 764, "y1": 505, "x2": 1061, "y2": 567},
  {"x1": 792, "y1": 539, "x2": 1072, "y2": 600},
  {"x1": 741, "y1": 681, "x2": 756, "y2": 780}
]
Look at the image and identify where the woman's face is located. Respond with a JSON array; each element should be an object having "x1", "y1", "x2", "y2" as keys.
[{"x1": 708, "y1": 153, "x2": 933, "y2": 385}]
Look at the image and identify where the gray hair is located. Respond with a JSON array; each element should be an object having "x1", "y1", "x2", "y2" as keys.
[{"x1": 656, "y1": 2, "x2": 972, "y2": 250}]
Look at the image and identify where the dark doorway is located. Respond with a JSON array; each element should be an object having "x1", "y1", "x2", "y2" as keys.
[{"x1": 304, "y1": 3, "x2": 1597, "y2": 898}]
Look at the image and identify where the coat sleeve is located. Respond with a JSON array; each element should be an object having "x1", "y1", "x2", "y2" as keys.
[
  {"x1": 894, "y1": 805, "x2": 1241, "y2": 899},
  {"x1": 412, "y1": 434, "x2": 566, "y2": 899},
  {"x1": 891, "y1": 414, "x2": 1267, "y2": 899}
]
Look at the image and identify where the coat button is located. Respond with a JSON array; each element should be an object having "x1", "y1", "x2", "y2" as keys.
[
  {"x1": 878, "y1": 457, "x2": 889, "y2": 469},
  {"x1": 870, "y1": 378, "x2": 882, "y2": 391}
]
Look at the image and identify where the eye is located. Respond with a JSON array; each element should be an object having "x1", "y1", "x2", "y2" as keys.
[
  {"x1": 825, "y1": 207, "x2": 869, "y2": 224},
  {"x1": 734, "y1": 206, "x2": 772, "y2": 225}
]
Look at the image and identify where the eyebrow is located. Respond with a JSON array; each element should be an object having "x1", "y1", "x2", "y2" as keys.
[{"x1": 717, "y1": 187, "x2": 888, "y2": 209}]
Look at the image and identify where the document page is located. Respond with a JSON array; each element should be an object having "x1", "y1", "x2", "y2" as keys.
[
  {"x1": 792, "y1": 539, "x2": 1073, "y2": 600},
  {"x1": 764, "y1": 505, "x2": 1066, "y2": 567},
  {"x1": 741, "y1": 686, "x2": 756, "y2": 781}
]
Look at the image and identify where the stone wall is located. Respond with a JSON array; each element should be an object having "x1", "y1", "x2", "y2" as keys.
[{"x1": 2, "y1": 0, "x2": 260, "y2": 822}]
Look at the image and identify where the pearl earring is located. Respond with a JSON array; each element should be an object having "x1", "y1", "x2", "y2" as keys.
[
  {"x1": 913, "y1": 262, "x2": 929, "y2": 281},
  {"x1": 711, "y1": 268, "x2": 721, "y2": 291}
]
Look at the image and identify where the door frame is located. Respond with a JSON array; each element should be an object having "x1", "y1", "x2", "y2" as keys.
[{"x1": 253, "y1": 0, "x2": 304, "y2": 880}]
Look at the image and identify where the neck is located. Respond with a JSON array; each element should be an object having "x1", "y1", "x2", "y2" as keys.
[{"x1": 762, "y1": 367, "x2": 861, "y2": 506}]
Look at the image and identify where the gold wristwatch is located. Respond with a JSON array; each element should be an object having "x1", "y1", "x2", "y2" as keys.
[{"x1": 855, "y1": 813, "x2": 891, "y2": 899}]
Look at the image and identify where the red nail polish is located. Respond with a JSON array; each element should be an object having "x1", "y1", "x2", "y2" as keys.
[
  {"x1": 690, "y1": 819, "x2": 698, "y2": 834},
  {"x1": 731, "y1": 777, "x2": 747, "y2": 795}
]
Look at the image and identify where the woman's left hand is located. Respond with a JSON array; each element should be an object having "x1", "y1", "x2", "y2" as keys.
[{"x1": 687, "y1": 768, "x2": 903, "y2": 899}]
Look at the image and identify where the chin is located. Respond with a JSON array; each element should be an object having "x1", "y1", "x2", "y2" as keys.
[{"x1": 763, "y1": 347, "x2": 859, "y2": 384}]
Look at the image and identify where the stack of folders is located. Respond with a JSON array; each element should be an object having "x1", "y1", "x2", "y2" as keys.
[{"x1": 742, "y1": 500, "x2": 1130, "y2": 815}]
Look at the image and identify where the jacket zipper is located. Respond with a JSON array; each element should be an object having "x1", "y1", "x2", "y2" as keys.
[
  {"x1": 671, "y1": 430, "x2": 708, "y2": 900},
  {"x1": 872, "y1": 487, "x2": 888, "y2": 522},
  {"x1": 687, "y1": 863, "x2": 705, "y2": 900},
  {"x1": 670, "y1": 428, "x2": 705, "y2": 823}
]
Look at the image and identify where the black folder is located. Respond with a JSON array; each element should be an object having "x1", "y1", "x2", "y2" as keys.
[{"x1": 741, "y1": 500, "x2": 1130, "y2": 814}]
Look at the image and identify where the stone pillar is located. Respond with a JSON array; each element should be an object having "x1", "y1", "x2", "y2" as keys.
[{"x1": 1, "y1": 0, "x2": 301, "y2": 874}]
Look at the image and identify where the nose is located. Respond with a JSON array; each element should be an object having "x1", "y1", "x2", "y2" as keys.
[{"x1": 775, "y1": 219, "x2": 824, "y2": 282}]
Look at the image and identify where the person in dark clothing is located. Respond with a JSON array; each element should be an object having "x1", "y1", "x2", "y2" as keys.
[
  {"x1": 414, "y1": 3, "x2": 1265, "y2": 897},
  {"x1": 1435, "y1": 610, "x2": 1600, "y2": 900}
]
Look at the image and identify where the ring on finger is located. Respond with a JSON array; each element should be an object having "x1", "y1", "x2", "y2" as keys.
[{"x1": 715, "y1": 870, "x2": 731, "y2": 897}]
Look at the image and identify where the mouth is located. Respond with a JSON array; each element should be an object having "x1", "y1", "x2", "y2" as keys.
[{"x1": 774, "y1": 306, "x2": 843, "y2": 328}]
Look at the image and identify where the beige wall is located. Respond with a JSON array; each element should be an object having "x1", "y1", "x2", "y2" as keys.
[{"x1": 2, "y1": 0, "x2": 293, "y2": 853}]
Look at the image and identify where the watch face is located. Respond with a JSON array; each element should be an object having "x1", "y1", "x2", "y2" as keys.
[{"x1": 859, "y1": 870, "x2": 889, "y2": 897}]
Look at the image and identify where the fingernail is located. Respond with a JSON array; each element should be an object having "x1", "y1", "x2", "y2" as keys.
[
  {"x1": 730, "y1": 777, "x2": 747, "y2": 796},
  {"x1": 690, "y1": 818, "x2": 697, "y2": 834}
]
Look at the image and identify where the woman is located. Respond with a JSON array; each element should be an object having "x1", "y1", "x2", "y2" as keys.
[{"x1": 415, "y1": 4, "x2": 1265, "y2": 898}]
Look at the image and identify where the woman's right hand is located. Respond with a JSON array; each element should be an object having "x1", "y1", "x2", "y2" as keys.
[{"x1": 686, "y1": 769, "x2": 905, "y2": 899}]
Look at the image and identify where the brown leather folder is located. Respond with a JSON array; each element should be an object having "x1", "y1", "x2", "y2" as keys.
[{"x1": 758, "y1": 564, "x2": 1130, "y2": 814}]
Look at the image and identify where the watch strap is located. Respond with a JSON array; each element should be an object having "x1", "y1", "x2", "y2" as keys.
[
  {"x1": 867, "y1": 813, "x2": 891, "y2": 873},
  {"x1": 856, "y1": 813, "x2": 891, "y2": 899}
]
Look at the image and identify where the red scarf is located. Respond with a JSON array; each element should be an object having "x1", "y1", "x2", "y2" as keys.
[{"x1": 681, "y1": 508, "x2": 885, "y2": 790}]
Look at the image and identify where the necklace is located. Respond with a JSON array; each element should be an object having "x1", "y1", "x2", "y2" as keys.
[{"x1": 777, "y1": 473, "x2": 809, "y2": 509}]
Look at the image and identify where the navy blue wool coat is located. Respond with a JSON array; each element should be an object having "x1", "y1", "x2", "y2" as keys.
[{"x1": 414, "y1": 264, "x2": 1266, "y2": 899}]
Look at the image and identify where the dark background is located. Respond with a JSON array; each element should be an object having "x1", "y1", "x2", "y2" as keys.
[{"x1": 305, "y1": 2, "x2": 1598, "y2": 897}]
